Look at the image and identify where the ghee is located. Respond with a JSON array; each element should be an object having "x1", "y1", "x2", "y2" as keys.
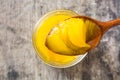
[
  {"x1": 46, "y1": 18, "x2": 91, "y2": 55},
  {"x1": 32, "y1": 10, "x2": 87, "y2": 68}
]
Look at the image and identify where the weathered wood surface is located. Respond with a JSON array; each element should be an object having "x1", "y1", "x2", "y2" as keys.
[{"x1": 0, "y1": 0, "x2": 120, "y2": 80}]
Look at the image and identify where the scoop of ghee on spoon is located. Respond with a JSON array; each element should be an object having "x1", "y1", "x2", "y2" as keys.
[{"x1": 46, "y1": 16, "x2": 120, "y2": 55}]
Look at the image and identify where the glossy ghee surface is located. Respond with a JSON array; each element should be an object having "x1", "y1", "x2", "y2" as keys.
[
  {"x1": 32, "y1": 10, "x2": 87, "y2": 68},
  {"x1": 46, "y1": 18, "x2": 91, "y2": 55}
]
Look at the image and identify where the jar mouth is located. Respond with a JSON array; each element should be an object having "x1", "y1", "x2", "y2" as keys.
[{"x1": 32, "y1": 9, "x2": 88, "y2": 68}]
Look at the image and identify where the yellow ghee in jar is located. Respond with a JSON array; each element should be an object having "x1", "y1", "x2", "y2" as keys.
[{"x1": 33, "y1": 10, "x2": 87, "y2": 67}]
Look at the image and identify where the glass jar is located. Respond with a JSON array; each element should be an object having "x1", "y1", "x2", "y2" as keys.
[{"x1": 32, "y1": 10, "x2": 87, "y2": 68}]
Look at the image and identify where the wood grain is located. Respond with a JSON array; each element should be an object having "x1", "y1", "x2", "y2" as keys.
[{"x1": 0, "y1": 0, "x2": 120, "y2": 80}]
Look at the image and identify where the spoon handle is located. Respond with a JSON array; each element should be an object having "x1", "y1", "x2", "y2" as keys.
[{"x1": 100, "y1": 18, "x2": 120, "y2": 33}]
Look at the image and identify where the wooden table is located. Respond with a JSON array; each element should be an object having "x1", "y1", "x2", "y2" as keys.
[{"x1": 0, "y1": 0, "x2": 120, "y2": 80}]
